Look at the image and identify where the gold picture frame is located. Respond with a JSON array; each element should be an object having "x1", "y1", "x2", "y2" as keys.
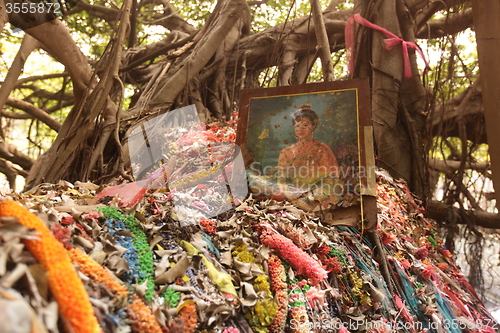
[{"x1": 237, "y1": 79, "x2": 376, "y2": 229}]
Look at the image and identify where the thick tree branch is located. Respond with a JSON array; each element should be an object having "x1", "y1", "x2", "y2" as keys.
[
  {"x1": 124, "y1": 7, "x2": 349, "y2": 87},
  {"x1": 17, "y1": 85, "x2": 73, "y2": 101},
  {"x1": 1, "y1": 109, "x2": 31, "y2": 119},
  {"x1": 14, "y1": 72, "x2": 69, "y2": 86},
  {"x1": 291, "y1": 50, "x2": 318, "y2": 85},
  {"x1": 416, "y1": 8, "x2": 473, "y2": 39},
  {"x1": 121, "y1": 30, "x2": 196, "y2": 72},
  {"x1": 65, "y1": 0, "x2": 120, "y2": 23},
  {"x1": 398, "y1": 0, "x2": 428, "y2": 198},
  {"x1": 26, "y1": 0, "x2": 132, "y2": 187},
  {"x1": 429, "y1": 157, "x2": 489, "y2": 174},
  {"x1": 433, "y1": 80, "x2": 479, "y2": 125},
  {"x1": 278, "y1": 50, "x2": 297, "y2": 85},
  {"x1": 86, "y1": 0, "x2": 133, "y2": 179},
  {"x1": 414, "y1": 0, "x2": 470, "y2": 36},
  {"x1": 25, "y1": 19, "x2": 93, "y2": 103},
  {"x1": 229, "y1": 11, "x2": 348, "y2": 76},
  {"x1": 0, "y1": 142, "x2": 34, "y2": 171},
  {"x1": 370, "y1": 2, "x2": 412, "y2": 186},
  {"x1": 431, "y1": 78, "x2": 486, "y2": 144},
  {"x1": 2, "y1": 99, "x2": 74, "y2": 120},
  {"x1": 128, "y1": 0, "x2": 138, "y2": 47},
  {"x1": 144, "y1": 0, "x2": 196, "y2": 33},
  {"x1": 0, "y1": 160, "x2": 27, "y2": 190},
  {"x1": 0, "y1": 35, "x2": 39, "y2": 115},
  {"x1": 23, "y1": 18, "x2": 97, "y2": 189},
  {"x1": 427, "y1": 200, "x2": 500, "y2": 229},
  {"x1": 0, "y1": 159, "x2": 17, "y2": 190},
  {"x1": 5, "y1": 97, "x2": 61, "y2": 132}
]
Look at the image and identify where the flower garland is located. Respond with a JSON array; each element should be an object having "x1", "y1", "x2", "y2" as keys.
[
  {"x1": 166, "y1": 303, "x2": 198, "y2": 333},
  {"x1": 222, "y1": 328, "x2": 240, "y2": 333},
  {"x1": 288, "y1": 283, "x2": 312, "y2": 333},
  {"x1": 128, "y1": 295, "x2": 163, "y2": 333},
  {"x1": 347, "y1": 269, "x2": 372, "y2": 306},
  {"x1": 256, "y1": 224, "x2": 327, "y2": 285},
  {"x1": 232, "y1": 243, "x2": 256, "y2": 264},
  {"x1": 50, "y1": 223, "x2": 72, "y2": 249},
  {"x1": 0, "y1": 199, "x2": 102, "y2": 333},
  {"x1": 315, "y1": 244, "x2": 342, "y2": 274},
  {"x1": 280, "y1": 223, "x2": 315, "y2": 249},
  {"x1": 99, "y1": 206, "x2": 156, "y2": 301},
  {"x1": 375, "y1": 172, "x2": 498, "y2": 331},
  {"x1": 68, "y1": 247, "x2": 165, "y2": 331},
  {"x1": 2, "y1": 167, "x2": 497, "y2": 332},
  {"x1": 244, "y1": 274, "x2": 278, "y2": 333},
  {"x1": 162, "y1": 287, "x2": 181, "y2": 308},
  {"x1": 232, "y1": 243, "x2": 277, "y2": 332},
  {"x1": 267, "y1": 253, "x2": 288, "y2": 333},
  {"x1": 103, "y1": 217, "x2": 141, "y2": 284},
  {"x1": 68, "y1": 247, "x2": 129, "y2": 298},
  {"x1": 199, "y1": 219, "x2": 217, "y2": 235}
]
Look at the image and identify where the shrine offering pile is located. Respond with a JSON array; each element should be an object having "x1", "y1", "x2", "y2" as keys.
[
  {"x1": 0, "y1": 165, "x2": 497, "y2": 333},
  {"x1": 0, "y1": 113, "x2": 497, "y2": 333}
]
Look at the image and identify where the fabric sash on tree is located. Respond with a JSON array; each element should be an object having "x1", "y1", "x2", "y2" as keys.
[{"x1": 345, "y1": 13, "x2": 429, "y2": 79}]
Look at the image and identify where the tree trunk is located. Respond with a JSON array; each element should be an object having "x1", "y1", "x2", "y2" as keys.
[
  {"x1": 371, "y1": 1, "x2": 410, "y2": 184},
  {"x1": 368, "y1": 0, "x2": 426, "y2": 196},
  {"x1": 472, "y1": 0, "x2": 500, "y2": 215},
  {"x1": 353, "y1": 0, "x2": 427, "y2": 198}
]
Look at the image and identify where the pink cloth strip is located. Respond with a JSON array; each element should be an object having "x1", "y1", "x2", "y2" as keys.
[{"x1": 345, "y1": 13, "x2": 429, "y2": 79}]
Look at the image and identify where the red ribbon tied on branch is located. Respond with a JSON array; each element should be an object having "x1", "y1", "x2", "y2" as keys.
[{"x1": 345, "y1": 13, "x2": 429, "y2": 79}]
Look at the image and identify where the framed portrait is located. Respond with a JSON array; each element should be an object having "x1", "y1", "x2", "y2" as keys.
[{"x1": 237, "y1": 79, "x2": 376, "y2": 229}]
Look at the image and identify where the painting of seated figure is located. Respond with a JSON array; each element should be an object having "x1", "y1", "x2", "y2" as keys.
[{"x1": 237, "y1": 79, "x2": 375, "y2": 220}]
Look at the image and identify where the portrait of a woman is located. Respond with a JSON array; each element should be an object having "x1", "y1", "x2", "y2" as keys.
[
  {"x1": 273, "y1": 104, "x2": 343, "y2": 210},
  {"x1": 242, "y1": 82, "x2": 369, "y2": 214}
]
